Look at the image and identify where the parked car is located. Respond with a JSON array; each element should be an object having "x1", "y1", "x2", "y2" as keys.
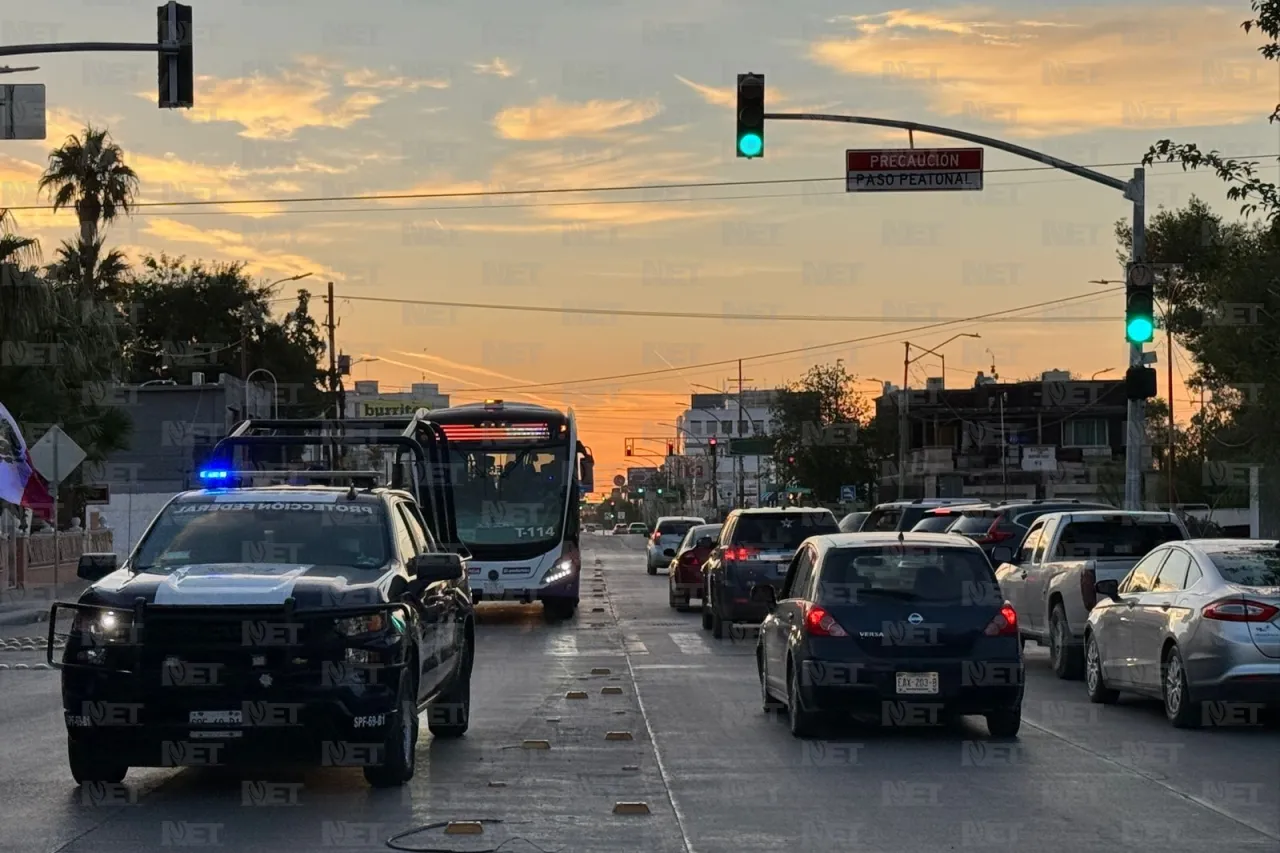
[
  {"x1": 611, "y1": 524, "x2": 628, "y2": 535},
  {"x1": 838, "y1": 512, "x2": 869, "y2": 533},
  {"x1": 668, "y1": 523, "x2": 722, "y2": 610},
  {"x1": 861, "y1": 499, "x2": 982, "y2": 533},
  {"x1": 992, "y1": 510, "x2": 1188, "y2": 679},
  {"x1": 1085, "y1": 539, "x2": 1280, "y2": 727},
  {"x1": 647, "y1": 516, "x2": 706, "y2": 574},
  {"x1": 753, "y1": 532, "x2": 1024, "y2": 738},
  {"x1": 947, "y1": 499, "x2": 1116, "y2": 560},
  {"x1": 702, "y1": 507, "x2": 841, "y2": 638},
  {"x1": 909, "y1": 504, "x2": 988, "y2": 533}
]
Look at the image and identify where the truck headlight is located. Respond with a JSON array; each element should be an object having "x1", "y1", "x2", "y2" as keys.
[
  {"x1": 336, "y1": 614, "x2": 386, "y2": 637},
  {"x1": 72, "y1": 609, "x2": 131, "y2": 644}
]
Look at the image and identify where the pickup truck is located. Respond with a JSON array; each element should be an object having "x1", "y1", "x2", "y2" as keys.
[{"x1": 991, "y1": 511, "x2": 1188, "y2": 680}]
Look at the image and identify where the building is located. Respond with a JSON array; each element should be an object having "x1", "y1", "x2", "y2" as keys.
[
  {"x1": 344, "y1": 380, "x2": 450, "y2": 418},
  {"x1": 874, "y1": 369, "x2": 1144, "y2": 504},
  {"x1": 675, "y1": 390, "x2": 781, "y2": 512}
]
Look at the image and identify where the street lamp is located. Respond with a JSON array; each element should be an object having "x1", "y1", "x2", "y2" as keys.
[
  {"x1": 245, "y1": 368, "x2": 278, "y2": 419},
  {"x1": 1092, "y1": 368, "x2": 1114, "y2": 380},
  {"x1": 268, "y1": 271, "x2": 313, "y2": 288}
]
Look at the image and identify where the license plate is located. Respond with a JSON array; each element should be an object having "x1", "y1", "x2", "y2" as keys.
[
  {"x1": 896, "y1": 673, "x2": 939, "y2": 695},
  {"x1": 190, "y1": 710, "x2": 242, "y2": 725},
  {"x1": 483, "y1": 580, "x2": 502, "y2": 596},
  {"x1": 777, "y1": 564, "x2": 789, "y2": 575}
]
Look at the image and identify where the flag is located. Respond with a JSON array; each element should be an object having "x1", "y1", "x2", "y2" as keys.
[{"x1": 0, "y1": 403, "x2": 54, "y2": 520}]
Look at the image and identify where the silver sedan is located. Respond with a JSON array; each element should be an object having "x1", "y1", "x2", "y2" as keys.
[{"x1": 1083, "y1": 538, "x2": 1280, "y2": 727}]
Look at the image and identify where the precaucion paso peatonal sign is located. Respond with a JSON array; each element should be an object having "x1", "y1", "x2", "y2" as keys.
[{"x1": 846, "y1": 148, "x2": 984, "y2": 192}]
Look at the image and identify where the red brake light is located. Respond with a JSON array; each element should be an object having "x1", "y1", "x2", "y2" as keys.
[
  {"x1": 1202, "y1": 599, "x2": 1279, "y2": 623},
  {"x1": 984, "y1": 602, "x2": 1019, "y2": 636},
  {"x1": 984, "y1": 518, "x2": 1014, "y2": 543},
  {"x1": 1080, "y1": 569, "x2": 1097, "y2": 610},
  {"x1": 803, "y1": 605, "x2": 849, "y2": 637},
  {"x1": 652, "y1": 531, "x2": 662, "y2": 543},
  {"x1": 727, "y1": 546, "x2": 758, "y2": 562}
]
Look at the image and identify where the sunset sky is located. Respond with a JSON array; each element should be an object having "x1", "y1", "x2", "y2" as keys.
[{"x1": 1, "y1": 1, "x2": 1276, "y2": 485}]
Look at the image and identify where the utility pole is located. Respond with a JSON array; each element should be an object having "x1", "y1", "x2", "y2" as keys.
[
  {"x1": 1125, "y1": 169, "x2": 1148, "y2": 511},
  {"x1": 1167, "y1": 309, "x2": 1175, "y2": 509},
  {"x1": 899, "y1": 343, "x2": 910, "y2": 499}
]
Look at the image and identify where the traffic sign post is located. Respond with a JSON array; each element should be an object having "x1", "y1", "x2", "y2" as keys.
[
  {"x1": 846, "y1": 148, "x2": 983, "y2": 192},
  {"x1": 27, "y1": 425, "x2": 87, "y2": 589}
]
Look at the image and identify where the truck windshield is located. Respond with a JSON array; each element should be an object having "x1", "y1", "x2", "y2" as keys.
[
  {"x1": 133, "y1": 499, "x2": 391, "y2": 570},
  {"x1": 451, "y1": 444, "x2": 569, "y2": 549},
  {"x1": 1054, "y1": 521, "x2": 1184, "y2": 559}
]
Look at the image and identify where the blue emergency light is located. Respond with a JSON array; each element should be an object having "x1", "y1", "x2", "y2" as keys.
[{"x1": 198, "y1": 468, "x2": 230, "y2": 482}]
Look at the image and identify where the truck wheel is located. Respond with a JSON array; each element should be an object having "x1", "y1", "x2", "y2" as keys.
[
  {"x1": 428, "y1": 648, "x2": 472, "y2": 739},
  {"x1": 543, "y1": 599, "x2": 577, "y2": 621},
  {"x1": 363, "y1": 669, "x2": 418, "y2": 788},
  {"x1": 1049, "y1": 604, "x2": 1084, "y2": 680},
  {"x1": 68, "y1": 738, "x2": 127, "y2": 785}
]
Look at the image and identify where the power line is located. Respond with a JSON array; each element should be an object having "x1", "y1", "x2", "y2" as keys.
[
  {"x1": 335, "y1": 293, "x2": 1115, "y2": 324},
  {"x1": 449, "y1": 287, "x2": 1123, "y2": 394},
  {"x1": 4, "y1": 154, "x2": 1268, "y2": 214}
]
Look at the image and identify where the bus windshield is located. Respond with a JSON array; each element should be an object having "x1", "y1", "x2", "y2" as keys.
[{"x1": 450, "y1": 443, "x2": 570, "y2": 550}]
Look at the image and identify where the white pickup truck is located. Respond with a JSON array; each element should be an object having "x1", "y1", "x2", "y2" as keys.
[{"x1": 991, "y1": 511, "x2": 1188, "y2": 680}]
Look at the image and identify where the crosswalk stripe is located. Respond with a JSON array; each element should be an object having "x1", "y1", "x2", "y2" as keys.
[
  {"x1": 668, "y1": 632, "x2": 712, "y2": 655},
  {"x1": 622, "y1": 636, "x2": 649, "y2": 655}
]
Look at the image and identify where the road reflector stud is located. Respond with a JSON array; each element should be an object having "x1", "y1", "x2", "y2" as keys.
[
  {"x1": 605, "y1": 731, "x2": 633, "y2": 741},
  {"x1": 488, "y1": 781, "x2": 507, "y2": 787},
  {"x1": 613, "y1": 802, "x2": 650, "y2": 815},
  {"x1": 613, "y1": 710, "x2": 627, "y2": 715},
  {"x1": 602, "y1": 686, "x2": 623, "y2": 695},
  {"x1": 445, "y1": 822, "x2": 484, "y2": 835},
  {"x1": 592, "y1": 607, "x2": 605, "y2": 612},
  {"x1": 623, "y1": 765, "x2": 640, "y2": 771},
  {"x1": 566, "y1": 691, "x2": 588, "y2": 699},
  {"x1": 521, "y1": 740, "x2": 551, "y2": 750},
  {"x1": 546, "y1": 717, "x2": 561, "y2": 722},
  {"x1": 591, "y1": 667, "x2": 611, "y2": 675}
]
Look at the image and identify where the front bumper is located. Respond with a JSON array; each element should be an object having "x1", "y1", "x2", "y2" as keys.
[
  {"x1": 472, "y1": 569, "x2": 580, "y2": 603},
  {"x1": 798, "y1": 657, "x2": 1024, "y2": 717}
]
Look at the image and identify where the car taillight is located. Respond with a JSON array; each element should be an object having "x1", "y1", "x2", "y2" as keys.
[
  {"x1": 803, "y1": 605, "x2": 848, "y2": 637},
  {"x1": 984, "y1": 602, "x2": 1019, "y2": 637},
  {"x1": 679, "y1": 551, "x2": 699, "y2": 567},
  {"x1": 726, "y1": 547, "x2": 758, "y2": 562},
  {"x1": 1202, "y1": 599, "x2": 1280, "y2": 622},
  {"x1": 983, "y1": 519, "x2": 1015, "y2": 543},
  {"x1": 1080, "y1": 569, "x2": 1097, "y2": 610},
  {"x1": 651, "y1": 532, "x2": 662, "y2": 543}
]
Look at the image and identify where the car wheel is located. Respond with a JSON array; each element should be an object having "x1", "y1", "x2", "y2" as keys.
[
  {"x1": 363, "y1": 668, "x2": 418, "y2": 787},
  {"x1": 786, "y1": 660, "x2": 821, "y2": 737},
  {"x1": 427, "y1": 648, "x2": 472, "y2": 739},
  {"x1": 759, "y1": 651, "x2": 783, "y2": 712},
  {"x1": 68, "y1": 737, "x2": 127, "y2": 785},
  {"x1": 1049, "y1": 603, "x2": 1084, "y2": 680},
  {"x1": 1084, "y1": 633, "x2": 1119, "y2": 704},
  {"x1": 1162, "y1": 646, "x2": 1200, "y2": 729},
  {"x1": 985, "y1": 706, "x2": 1021, "y2": 738},
  {"x1": 647, "y1": 562, "x2": 657, "y2": 576},
  {"x1": 711, "y1": 606, "x2": 725, "y2": 639},
  {"x1": 668, "y1": 580, "x2": 678, "y2": 609},
  {"x1": 701, "y1": 601, "x2": 712, "y2": 630}
]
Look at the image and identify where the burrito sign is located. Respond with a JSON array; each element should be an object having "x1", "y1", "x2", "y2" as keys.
[{"x1": 352, "y1": 399, "x2": 437, "y2": 418}]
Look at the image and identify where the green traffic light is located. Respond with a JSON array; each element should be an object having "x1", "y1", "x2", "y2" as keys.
[
  {"x1": 1126, "y1": 317, "x2": 1154, "y2": 343},
  {"x1": 738, "y1": 133, "x2": 763, "y2": 157}
]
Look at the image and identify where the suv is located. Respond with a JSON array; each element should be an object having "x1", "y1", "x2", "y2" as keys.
[
  {"x1": 862, "y1": 499, "x2": 982, "y2": 533},
  {"x1": 947, "y1": 499, "x2": 1116, "y2": 559},
  {"x1": 51, "y1": 485, "x2": 476, "y2": 789},
  {"x1": 701, "y1": 507, "x2": 841, "y2": 638},
  {"x1": 909, "y1": 504, "x2": 989, "y2": 533},
  {"x1": 647, "y1": 516, "x2": 706, "y2": 574}
]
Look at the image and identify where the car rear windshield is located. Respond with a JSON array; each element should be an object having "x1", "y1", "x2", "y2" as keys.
[
  {"x1": 134, "y1": 499, "x2": 391, "y2": 570},
  {"x1": 1054, "y1": 521, "x2": 1185, "y2": 558},
  {"x1": 863, "y1": 507, "x2": 902, "y2": 532},
  {"x1": 949, "y1": 510, "x2": 998, "y2": 535},
  {"x1": 682, "y1": 525, "x2": 722, "y2": 549},
  {"x1": 657, "y1": 520, "x2": 698, "y2": 536},
  {"x1": 910, "y1": 515, "x2": 959, "y2": 533},
  {"x1": 817, "y1": 546, "x2": 999, "y2": 604},
  {"x1": 732, "y1": 513, "x2": 839, "y2": 550},
  {"x1": 1206, "y1": 547, "x2": 1280, "y2": 587}
]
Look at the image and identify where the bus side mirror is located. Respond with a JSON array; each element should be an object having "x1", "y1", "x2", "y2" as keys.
[{"x1": 579, "y1": 455, "x2": 594, "y2": 493}]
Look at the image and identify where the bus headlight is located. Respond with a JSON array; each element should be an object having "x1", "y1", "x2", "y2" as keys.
[{"x1": 541, "y1": 558, "x2": 577, "y2": 586}]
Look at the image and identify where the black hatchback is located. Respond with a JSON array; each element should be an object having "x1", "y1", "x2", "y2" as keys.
[{"x1": 753, "y1": 532, "x2": 1024, "y2": 738}]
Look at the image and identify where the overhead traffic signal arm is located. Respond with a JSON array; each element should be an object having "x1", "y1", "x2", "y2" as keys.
[{"x1": 736, "y1": 73, "x2": 765, "y2": 158}]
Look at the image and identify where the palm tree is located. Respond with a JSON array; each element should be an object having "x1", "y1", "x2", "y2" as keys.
[{"x1": 38, "y1": 125, "x2": 139, "y2": 295}]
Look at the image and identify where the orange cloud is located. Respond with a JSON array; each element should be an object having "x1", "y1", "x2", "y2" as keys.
[
  {"x1": 472, "y1": 58, "x2": 517, "y2": 78},
  {"x1": 809, "y1": 6, "x2": 1269, "y2": 137},
  {"x1": 493, "y1": 97, "x2": 662, "y2": 140},
  {"x1": 141, "y1": 217, "x2": 336, "y2": 280}
]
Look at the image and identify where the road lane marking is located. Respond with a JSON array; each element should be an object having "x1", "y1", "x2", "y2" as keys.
[
  {"x1": 622, "y1": 636, "x2": 648, "y2": 655},
  {"x1": 548, "y1": 635, "x2": 579, "y2": 656},
  {"x1": 669, "y1": 633, "x2": 712, "y2": 655}
]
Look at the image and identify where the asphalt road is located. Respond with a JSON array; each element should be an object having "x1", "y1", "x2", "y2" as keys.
[{"x1": 0, "y1": 536, "x2": 1277, "y2": 853}]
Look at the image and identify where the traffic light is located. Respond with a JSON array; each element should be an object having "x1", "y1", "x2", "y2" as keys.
[
  {"x1": 736, "y1": 73, "x2": 765, "y2": 158},
  {"x1": 637, "y1": 486, "x2": 645, "y2": 496},
  {"x1": 666, "y1": 441, "x2": 674, "y2": 457},
  {"x1": 708, "y1": 436, "x2": 717, "y2": 455},
  {"x1": 625, "y1": 439, "x2": 633, "y2": 457},
  {"x1": 1125, "y1": 262, "x2": 1155, "y2": 344},
  {"x1": 656, "y1": 487, "x2": 664, "y2": 496},
  {"x1": 157, "y1": 2, "x2": 194, "y2": 109},
  {"x1": 787, "y1": 455, "x2": 796, "y2": 466},
  {"x1": 1125, "y1": 365, "x2": 1157, "y2": 400}
]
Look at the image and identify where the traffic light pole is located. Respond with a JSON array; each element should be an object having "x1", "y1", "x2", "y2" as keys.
[
  {"x1": 762, "y1": 112, "x2": 1146, "y2": 508},
  {"x1": 0, "y1": 43, "x2": 164, "y2": 56}
]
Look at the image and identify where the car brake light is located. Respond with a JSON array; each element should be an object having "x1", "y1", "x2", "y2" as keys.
[
  {"x1": 803, "y1": 605, "x2": 848, "y2": 637},
  {"x1": 984, "y1": 519, "x2": 1015, "y2": 543},
  {"x1": 727, "y1": 547, "x2": 758, "y2": 562},
  {"x1": 652, "y1": 531, "x2": 662, "y2": 543},
  {"x1": 984, "y1": 602, "x2": 1019, "y2": 637},
  {"x1": 1202, "y1": 599, "x2": 1280, "y2": 622},
  {"x1": 1080, "y1": 569, "x2": 1097, "y2": 610}
]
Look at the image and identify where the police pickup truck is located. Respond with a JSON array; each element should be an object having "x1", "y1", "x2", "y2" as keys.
[{"x1": 50, "y1": 481, "x2": 475, "y2": 788}]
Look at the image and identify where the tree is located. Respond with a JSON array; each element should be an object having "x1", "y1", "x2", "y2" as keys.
[
  {"x1": 125, "y1": 254, "x2": 327, "y2": 415},
  {"x1": 38, "y1": 125, "x2": 139, "y2": 296},
  {"x1": 769, "y1": 361, "x2": 878, "y2": 503}
]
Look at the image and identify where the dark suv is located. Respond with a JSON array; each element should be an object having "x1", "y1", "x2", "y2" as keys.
[
  {"x1": 947, "y1": 499, "x2": 1116, "y2": 558},
  {"x1": 701, "y1": 508, "x2": 840, "y2": 638},
  {"x1": 862, "y1": 499, "x2": 983, "y2": 533}
]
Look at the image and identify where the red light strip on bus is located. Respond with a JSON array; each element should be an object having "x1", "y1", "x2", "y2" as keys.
[{"x1": 441, "y1": 424, "x2": 551, "y2": 441}]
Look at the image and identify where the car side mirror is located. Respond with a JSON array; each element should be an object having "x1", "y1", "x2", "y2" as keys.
[
  {"x1": 1094, "y1": 578, "x2": 1121, "y2": 600},
  {"x1": 749, "y1": 584, "x2": 777, "y2": 608},
  {"x1": 407, "y1": 553, "x2": 464, "y2": 583},
  {"x1": 78, "y1": 552, "x2": 118, "y2": 582},
  {"x1": 991, "y1": 546, "x2": 1016, "y2": 565}
]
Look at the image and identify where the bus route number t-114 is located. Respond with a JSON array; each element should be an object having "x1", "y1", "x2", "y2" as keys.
[{"x1": 516, "y1": 527, "x2": 557, "y2": 539}]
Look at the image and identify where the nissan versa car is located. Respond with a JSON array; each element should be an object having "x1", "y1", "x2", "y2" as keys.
[
  {"x1": 51, "y1": 485, "x2": 475, "y2": 788},
  {"x1": 754, "y1": 532, "x2": 1024, "y2": 738},
  {"x1": 702, "y1": 507, "x2": 841, "y2": 638}
]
